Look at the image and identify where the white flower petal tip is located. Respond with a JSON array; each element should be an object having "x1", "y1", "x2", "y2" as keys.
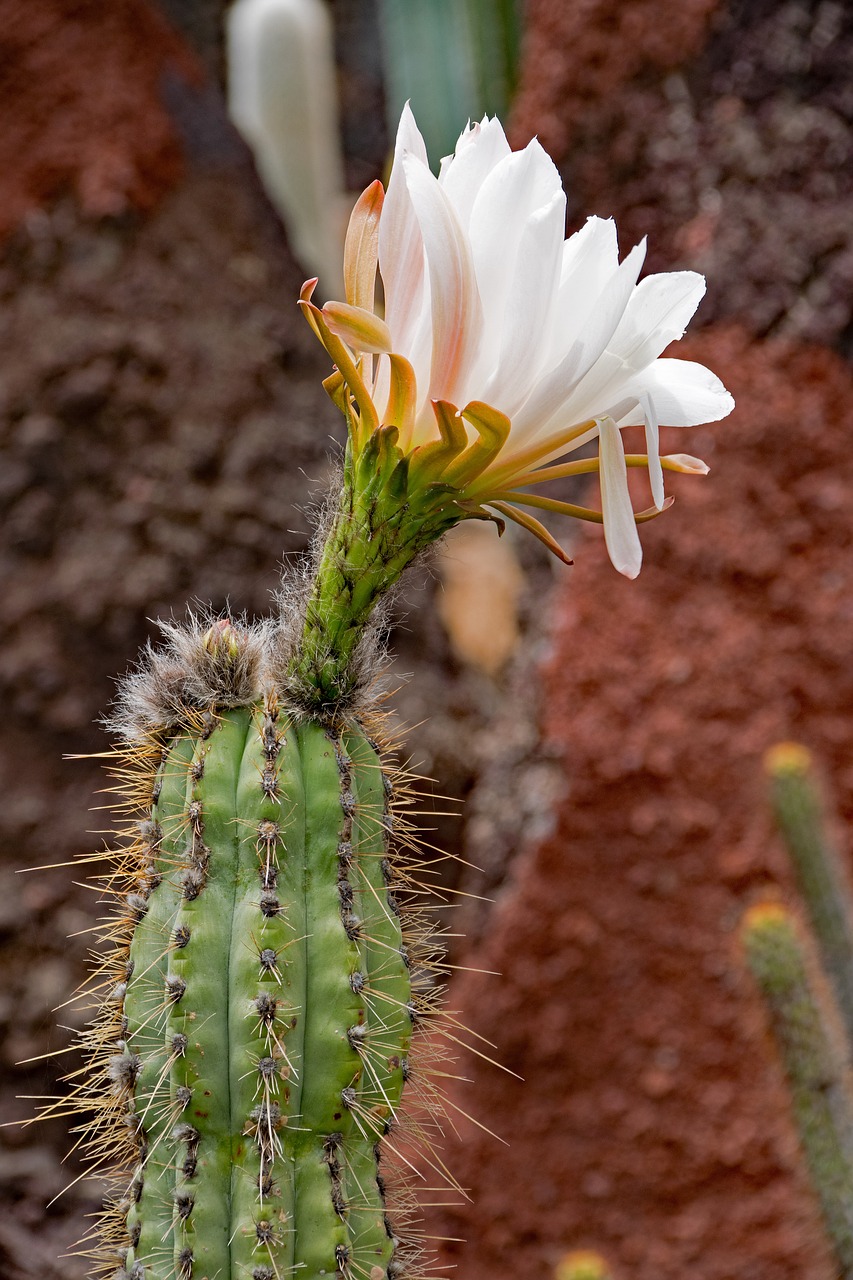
[
  {"x1": 302, "y1": 104, "x2": 732, "y2": 573},
  {"x1": 662, "y1": 453, "x2": 710, "y2": 475}
]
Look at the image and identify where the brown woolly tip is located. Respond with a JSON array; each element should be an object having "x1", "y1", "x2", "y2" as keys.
[{"x1": 106, "y1": 611, "x2": 267, "y2": 742}]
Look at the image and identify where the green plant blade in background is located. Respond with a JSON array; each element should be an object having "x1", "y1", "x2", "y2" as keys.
[{"x1": 378, "y1": 0, "x2": 523, "y2": 164}]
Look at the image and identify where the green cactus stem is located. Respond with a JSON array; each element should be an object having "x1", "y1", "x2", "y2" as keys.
[
  {"x1": 285, "y1": 430, "x2": 473, "y2": 715},
  {"x1": 766, "y1": 743, "x2": 853, "y2": 1044},
  {"x1": 743, "y1": 902, "x2": 853, "y2": 1277}
]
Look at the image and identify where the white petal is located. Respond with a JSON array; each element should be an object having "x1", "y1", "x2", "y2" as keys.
[
  {"x1": 608, "y1": 271, "x2": 706, "y2": 370},
  {"x1": 478, "y1": 189, "x2": 566, "y2": 415},
  {"x1": 549, "y1": 217, "x2": 620, "y2": 364},
  {"x1": 641, "y1": 390, "x2": 664, "y2": 510},
  {"x1": 560, "y1": 215, "x2": 619, "y2": 282},
  {"x1": 379, "y1": 104, "x2": 429, "y2": 353},
  {"x1": 614, "y1": 358, "x2": 735, "y2": 427},
  {"x1": 468, "y1": 140, "x2": 565, "y2": 357},
  {"x1": 438, "y1": 116, "x2": 511, "y2": 229},
  {"x1": 512, "y1": 240, "x2": 646, "y2": 441},
  {"x1": 402, "y1": 151, "x2": 482, "y2": 406},
  {"x1": 598, "y1": 416, "x2": 642, "y2": 579}
]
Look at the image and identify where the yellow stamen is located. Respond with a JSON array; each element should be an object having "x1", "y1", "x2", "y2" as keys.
[{"x1": 487, "y1": 501, "x2": 573, "y2": 564}]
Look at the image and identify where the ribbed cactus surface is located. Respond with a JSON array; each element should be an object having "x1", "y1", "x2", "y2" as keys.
[{"x1": 66, "y1": 614, "x2": 443, "y2": 1280}]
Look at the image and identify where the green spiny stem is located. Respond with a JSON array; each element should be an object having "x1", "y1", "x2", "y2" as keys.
[
  {"x1": 767, "y1": 743, "x2": 853, "y2": 1044},
  {"x1": 743, "y1": 903, "x2": 853, "y2": 1277},
  {"x1": 118, "y1": 698, "x2": 411, "y2": 1280},
  {"x1": 287, "y1": 431, "x2": 463, "y2": 712}
]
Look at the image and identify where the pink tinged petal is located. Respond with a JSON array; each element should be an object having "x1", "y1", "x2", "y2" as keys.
[
  {"x1": 614, "y1": 358, "x2": 735, "y2": 427},
  {"x1": 479, "y1": 189, "x2": 566, "y2": 416},
  {"x1": 640, "y1": 390, "x2": 664, "y2": 510},
  {"x1": 402, "y1": 151, "x2": 482, "y2": 407},
  {"x1": 343, "y1": 180, "x2": 384, "y2": 311},
  {"x1": 608, "y1": 271, "x2": 706, "y2": 370},
  {"x1": 379, "y1": 104, "x2": 429, "y2": 353},
  {"x1": 322, "y1": 301, "x2": 392, "y2": 353},
  {"x1": 598, "y1": 416, "x2": 643, "y2": 579},
  {"x1": 662, "y1": 453, "x2": 710, "y2": 474},
  {"x1": 511, "y1": 240, "x2": 647, "y2": 441},
  {"x1": 438, "y1": 116, "x2": 511, "y2": 228}
]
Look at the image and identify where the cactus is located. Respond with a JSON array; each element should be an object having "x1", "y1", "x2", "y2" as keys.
[
  {"x1": 378, "y1": 0, "x2": 523, "y2": 162},
  {"x1": 554, "y1": 1250, "x2": 614, "y2": 1280},
  {"x1": 765, "y1": 742, "x2": 853, "y2": 1041},
  {"x1": 61, "y1": 607, "x2": 451, "y2": 1280},
  {"x1": 742, "y1": 902, "x2": 853, "y2": 1276},
  {"x1": 37, "y1": 101, "x2": 734, "y2": 1280}
]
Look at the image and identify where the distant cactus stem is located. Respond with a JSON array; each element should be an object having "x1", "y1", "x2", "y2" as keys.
[
  {"x1": 743, "y1": 902, "x2": 853, "y2": 1278},
  {"x1": 765, "y1": 743, "x2": 853, "y2": 1044},
  {"x1": 555, "y1": 1250, "x2": 614, "y2": 1280}
]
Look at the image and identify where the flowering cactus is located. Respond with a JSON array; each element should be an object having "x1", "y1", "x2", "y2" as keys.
[
  {"x1": 305, "y1": 104, "x2": 733, "y2": 579},
  {"x1": 55, "y1": 108, "x2": 732, "y2": 1280}
]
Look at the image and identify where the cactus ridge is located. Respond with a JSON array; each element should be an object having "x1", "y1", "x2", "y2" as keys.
[{"x1": 44, "y1": 617, "x2": 464, "y2": 1280}]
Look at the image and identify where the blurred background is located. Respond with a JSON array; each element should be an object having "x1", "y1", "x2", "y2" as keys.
[{"x1": 1, "y1": 1, "x2": 852, "y2": 1277}]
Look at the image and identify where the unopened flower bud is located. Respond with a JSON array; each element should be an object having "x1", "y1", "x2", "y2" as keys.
[{"x1": 203, "y1": 618, "x2": 241, "y2": 661}]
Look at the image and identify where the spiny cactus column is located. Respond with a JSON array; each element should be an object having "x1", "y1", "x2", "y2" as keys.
[
  {"x1": 116, "y1": 695, "x2": 411, "y2": 1280},
  {"x1": 743, "y1": 902, "x2": 853, "y2": 1278},
  {"x1": 62, "y1": 589, "x2": 452, "y2": 1280},
  {"x1": 766, "y1": 742, "x2": 853, "y2": 1041}
]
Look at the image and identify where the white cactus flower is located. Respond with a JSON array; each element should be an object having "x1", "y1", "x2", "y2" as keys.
[{"x1": 301, "y1": 105, "x2": 734, "y2": 578}]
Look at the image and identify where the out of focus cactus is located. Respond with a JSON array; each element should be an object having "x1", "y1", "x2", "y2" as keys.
[
  {"x1": 555, "y1": 1249, "x2": 614, "y2": 1280},
  {"x1": 743, "y1": 902, "x2": 853, "y2": 1276},
  {"x1": 765, "y1": 742, "x2": 853, "y2": 1040},
  {"x1": 378, "y1": 0, "x2": 523, "y2": 162},
  {"x1": 227, "y1": 0, "x2": 348, "y2": 293}
]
